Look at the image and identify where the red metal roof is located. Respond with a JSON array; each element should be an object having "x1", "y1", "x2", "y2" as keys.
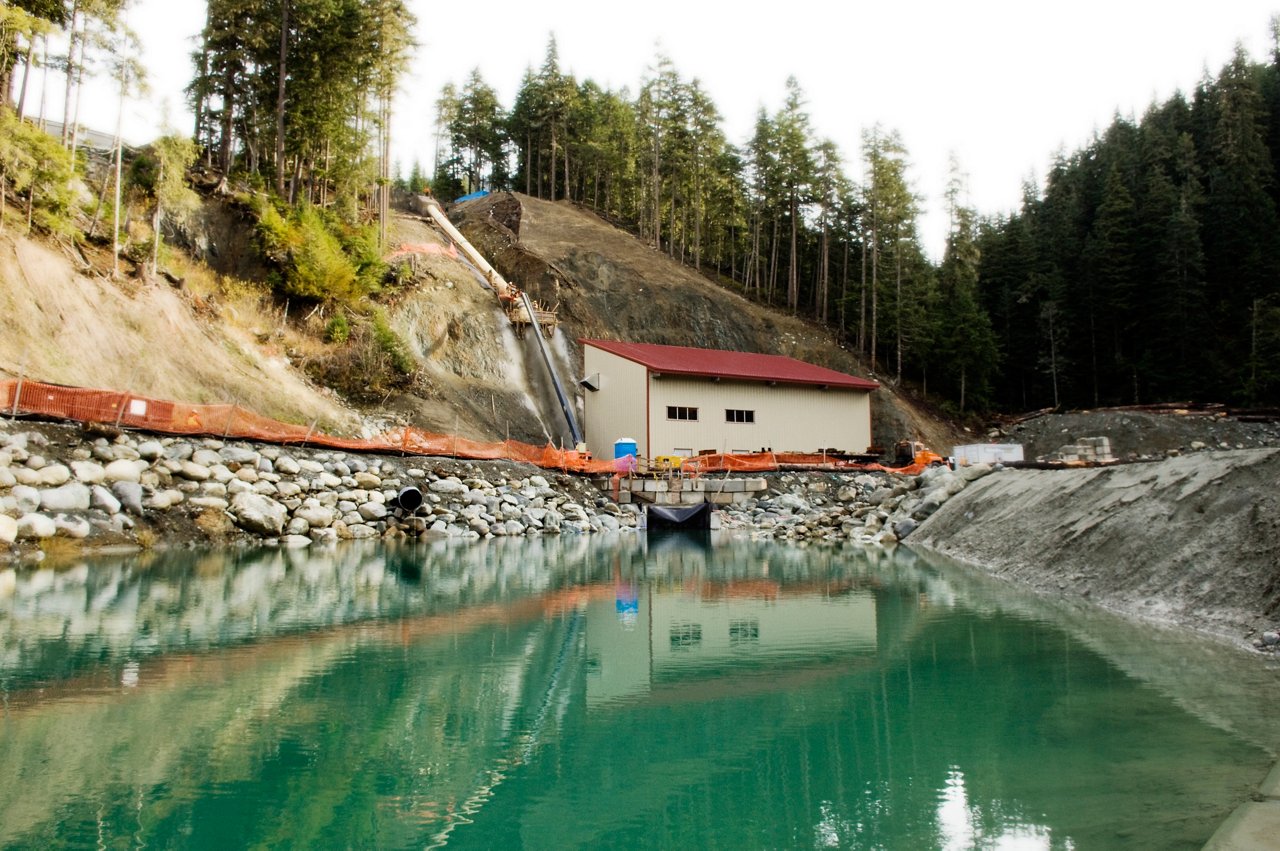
[{"x1": 582, "y1": 339, "x2": 879, "y2": 391}]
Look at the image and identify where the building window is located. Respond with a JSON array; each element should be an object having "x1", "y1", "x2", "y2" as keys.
[
  {"x1": 730, "y1": 619, "x2": 760, "y2": 646},
  {"x1": 670, "y1": 622, "x2": 702, "y2": 651},
  {"x1": 726, "y1": 409, "x2": 755, "y2": 424},
  {"x1": 667, "y1": 406, "x2": 698, "y2": 421}
]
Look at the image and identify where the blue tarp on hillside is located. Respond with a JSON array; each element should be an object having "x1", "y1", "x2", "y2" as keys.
[{"x1": 454, "y1": 190, "x2": 490, "y2": 204}]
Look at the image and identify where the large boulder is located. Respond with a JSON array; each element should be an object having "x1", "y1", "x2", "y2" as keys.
[
  {"x1": 11, "y1": 485, "x2": 40, "y2": 514},
  {"x1": 70, "y1": 461, "x2": 106, "y2": 484},
  {"x1": 429, "y1": 478, "x2": 468, "y2": 496},
  {"x1": 0, "y1": 514, "x2": 16, "y2": 544},
  {"x1": 16, "y1": 513, "x2": 56, "y2": 540},
  {"x1": 230, "y1": 492, "x2": 288, "y2": 537},
  {"x1": 176, "y1": 461, "x2": 212, "y2": 482},
  {"x1": 136, "y1": 440, "x2": 165, "y2": 461},
  {"x1": 104, "y1": 459, "x2": 146, "y2": 483},
  {"x1": 40, "y1": 483, "x2": 92, "y2": 512},
  {"x1": 36, "y1": 464, "x2": 72, "y2": 486},
  {"x1": 358, "y1": 502, "x2": 388, "y2": 522},
  {"x1": 294, "y1": 504, "x2": 336, "y2": 528},
  {"x1": 91, "y1": 485, "x2": 122, "y2": 515},
  {"x1": 111, "y1": 481, "x2": 146, "y2": 515}
]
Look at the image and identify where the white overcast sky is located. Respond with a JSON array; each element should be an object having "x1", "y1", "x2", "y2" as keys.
[{"x1": 37, "y1": 0, "x2": 1280, "y2": 257}]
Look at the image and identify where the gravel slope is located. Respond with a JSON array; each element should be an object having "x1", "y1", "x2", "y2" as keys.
[{"x1": 910, "y1": 449, "x2": 1280, "y2": 644}]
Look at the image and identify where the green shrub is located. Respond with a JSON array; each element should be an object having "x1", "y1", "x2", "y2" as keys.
[
  {"x1": 250, "y1": 199, "x2": 370, "y2": 304},
  {"x1": 325, "y1": 311, "x2": 351, "y2": 344},
  {"x1": 336, "y1": 221, "x2": 387, "y2": 296},
  {"x1": 0, "y1": 107, "x2": 78, "y2": 236},
  {"x1": 370, "y1": 308, "x2": 415, "y2": 375},
  {"x1": 291, "y1": 206, "x2": 358, "y2": 301},
  {"x1": 252, "y1": 196, "x2": 294, "y2": 260}
]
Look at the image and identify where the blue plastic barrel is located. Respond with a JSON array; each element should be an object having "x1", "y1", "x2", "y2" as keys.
[{"x1": 614, "y1": 438, "x2": 638, "y2": 459}]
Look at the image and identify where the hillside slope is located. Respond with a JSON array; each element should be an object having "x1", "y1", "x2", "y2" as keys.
[
  {"x1": 0, "y1": 231, "x2": 356, "y2": 432},
  {"x1": 1, "y1": 191, "x2": 959, "y2": 455},
  {"x1": 450, "y1": 192, "x2": 958, "y2": 452}
]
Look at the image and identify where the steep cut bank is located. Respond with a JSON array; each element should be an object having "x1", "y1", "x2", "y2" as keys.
[
  {"x1": 910, "y1": 449, "x2": 1280, "y2": 643},
  {"x1": 0, "y1": 232, "x2": 356, "y2": 433},
  {"x1": 449, "y1": 193, "x2": 959, "y2": 453}
]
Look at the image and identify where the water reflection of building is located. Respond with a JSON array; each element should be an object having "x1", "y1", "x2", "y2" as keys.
[{"x1": 585, "y1": 583, "x2": 878, "y2": 708}]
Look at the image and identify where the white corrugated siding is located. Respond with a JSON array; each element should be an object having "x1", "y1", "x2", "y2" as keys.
[
  {"x1": 647, "y1": 377, "x2": 871, "y2": 456},
  {"x1": 583, "y1": 346, "x2": 650, "y2": 458}
]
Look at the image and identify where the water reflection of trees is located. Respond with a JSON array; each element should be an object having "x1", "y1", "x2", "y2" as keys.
[{"x1": 0, "y1": 538, "x2": 1263, "y2": 849}]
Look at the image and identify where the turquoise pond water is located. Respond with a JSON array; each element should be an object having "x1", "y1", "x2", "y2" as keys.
[{"x1": 0, "y1": 535, "x2": 1277, "y2": 849}]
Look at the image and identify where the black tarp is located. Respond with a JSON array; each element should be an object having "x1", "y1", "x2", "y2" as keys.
[{"x1": 645, "y1": 502, "x2": 712, "y2": 530}]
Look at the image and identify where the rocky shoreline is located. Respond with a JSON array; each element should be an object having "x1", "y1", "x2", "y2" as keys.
[{"x1": 0, "y1": 418, "x2": 995, "y2": 562}]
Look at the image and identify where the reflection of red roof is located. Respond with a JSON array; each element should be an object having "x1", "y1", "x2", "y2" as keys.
[{"x1": 582, "y1": 339, "x2": 879, "y2": 391}]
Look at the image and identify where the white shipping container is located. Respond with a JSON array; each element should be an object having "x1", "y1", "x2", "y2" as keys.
[{"x1": 953, "y1": 443, "x2": 1024, "y2": 465}]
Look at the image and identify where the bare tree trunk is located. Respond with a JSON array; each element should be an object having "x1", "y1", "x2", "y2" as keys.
[
  {"x1": 288, "y1": 154, "x2": 301, "y2": 205},
  {"x1": 563, "y1": 135, "x2": 569, "y2": 202},
  {"x1": 839, "y1": 231, "x2": 848, "y2": 331},
  {"x1": 548, "y1": 126, "x2": 556, "y2": 200},
  {"x1": 112, "y1": 135, "x2": 122, "y2": 276},
  {"x1": 16, "y1": 38, "x2": 34, "y2": 119},
  {"x1": 819, "y1": 223, "x2": 829, "y2": 323},
  {"x1": 669, "y1": 182, "x2": 677, "y2": 258},
  {"x1": 219, "y1": 67, "x2": 235, "y2": 176},
  {"x1": 90, "y1": 78, "x2": 128, "y2": 240},
  {"x1": 37, "y1": 36, "x2": 50, "y2": 131},
  {"x1": 768, "y1": 216, "x2": 779, "y2": 303},
  {"x1": 859, "y1": 237, "x2": 866, "y2": 355},
  {"x1": 787, "y1": 195, "x2": 798, "y2": 313},
  {"x1": 524, "y1": 133, "x2": 531, "y2": 196},
  {"x1": 895, "y1": 229, "x2": 903, "y2": 383},
  {"x1": 69, "y1": 43, "x2": 87, "y2": 154},
  {"x1": 274, "y1": 0, "x2": 289, "y2": 198},
  {"x1": 61, "y1": 0, "x2": 81, "y2": 147},
  {"x1": 870, "y1": 211, "x2": 879, "y2": 373},
  {"x1": 651, "y1": 128, "x2": 660, "y2": 248}
]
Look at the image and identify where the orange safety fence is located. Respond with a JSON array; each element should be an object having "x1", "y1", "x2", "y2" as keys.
[
  {"x1": 0, "y1": 378, "x2": 629, "y2": 476},
  {"x1": 0, "y1": 378, "x2": 924, "y2": 479}
]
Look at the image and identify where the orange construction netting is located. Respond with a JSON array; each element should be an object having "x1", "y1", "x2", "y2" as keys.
[
  {"x1": 0, "y1": 378, "x2": 628, "y2": 476},
  {"x1": 0, "y1": 378, "x2": 919, "y2": 478}
]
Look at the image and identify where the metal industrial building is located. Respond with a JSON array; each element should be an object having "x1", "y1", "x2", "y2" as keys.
[{"x1": 580, "y1": 340, "x2": 879, "y2": 461}]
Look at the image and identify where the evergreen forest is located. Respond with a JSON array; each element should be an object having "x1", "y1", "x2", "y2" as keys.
[
  {"x1": 429, "y1": 36, "x2": 1280, "y2": 411},
  {"x1": 2, "y1": 3, "x2": 1280, "y2": 411}
]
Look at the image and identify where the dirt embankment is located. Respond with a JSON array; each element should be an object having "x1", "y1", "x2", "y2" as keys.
[
  {"x1": 910, "y1": 449, "x2": 1280, "y2": 644},
  {"x1": 450, "y1": 193, "x2": 959, "y2": 454},
  {"x1": 0, "y1": 231, "x2": 355, "y2": 433}
]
